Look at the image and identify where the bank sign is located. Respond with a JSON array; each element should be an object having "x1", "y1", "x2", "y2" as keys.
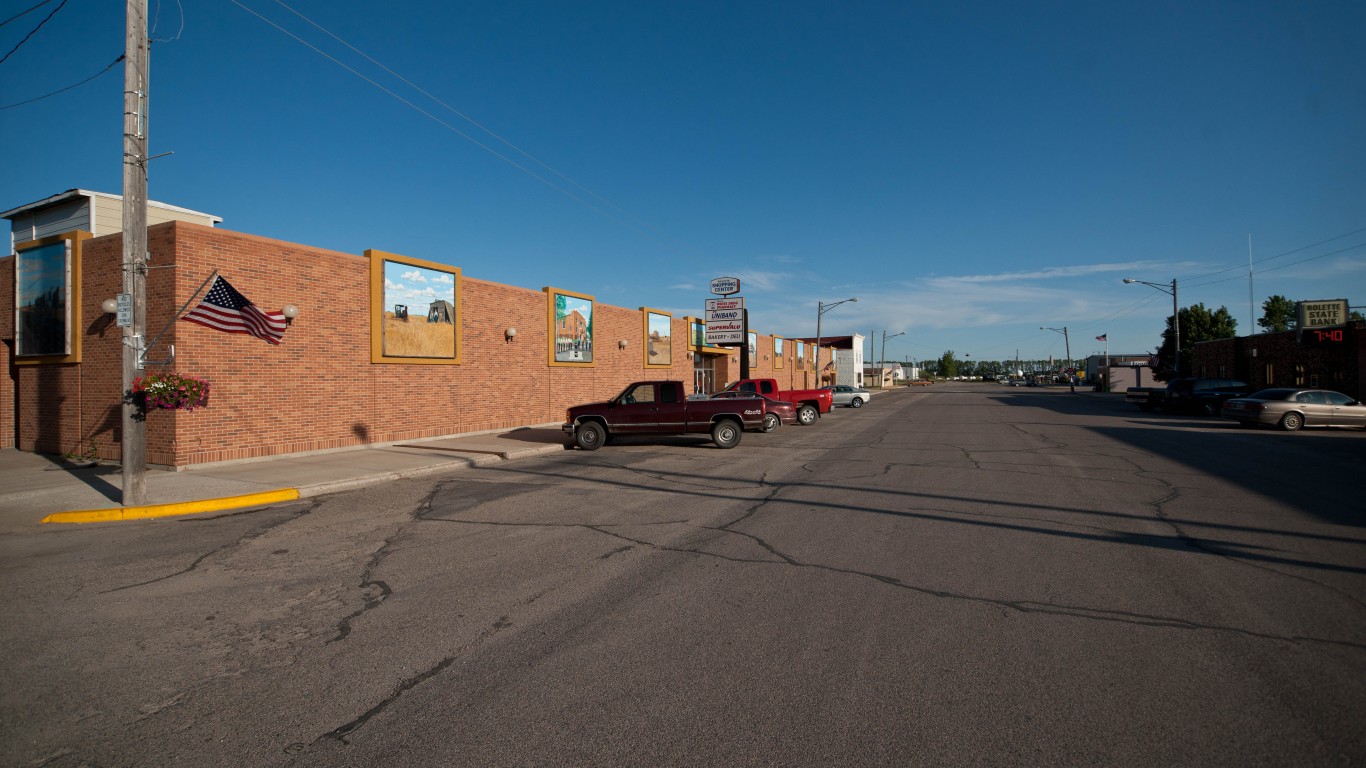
[{"x1": 1298, "y1": 299, "x2": 1348, "y2": 329}]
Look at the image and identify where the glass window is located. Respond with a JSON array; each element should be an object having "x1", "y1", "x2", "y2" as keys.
[{"x1": 626, "y1": 384, "x2": 656, "y2": 404}]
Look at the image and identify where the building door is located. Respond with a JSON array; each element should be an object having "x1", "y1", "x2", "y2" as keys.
[{"x1": 693, "y1": 354, "x2": 716, "y2": 395}]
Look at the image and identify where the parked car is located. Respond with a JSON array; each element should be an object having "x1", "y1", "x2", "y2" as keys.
[
  {"x1": 823, "y1": 384, "x2": 872, "y2": 408},
  {"x1": 720, "y1": 378, "x2": 834, "y2": 425},
  {"x1": 564, "y1": 381, "x2": 767, "y2": 450},
  {"x1": 1163, "y1": 378, "x2": 1251, "y2": 415},
  {"x1": 1220, "y1": 388, "x2": 1366, "y2": 431},
  {"x1": 906, "y1": 379, "x2": 933, "y2": 387},
  {"x1": 711, "y1": 391, "x2": 797, "y2": 431}
]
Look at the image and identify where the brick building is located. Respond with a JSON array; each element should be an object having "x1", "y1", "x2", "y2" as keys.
[
  {"x1": 1187, "y1": 322, "x2": 1365, "y2": 399},
  {"x1": 3, "y1": 193, "x2": 835, "y2": 467}
]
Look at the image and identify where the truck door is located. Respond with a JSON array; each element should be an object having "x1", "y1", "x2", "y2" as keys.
[
  {"x1": 615, "y1": 383, "x2": 659, "y2": 433},
  {"x1": 655, "y1": 383, "x2": 689, "y2": 430}
]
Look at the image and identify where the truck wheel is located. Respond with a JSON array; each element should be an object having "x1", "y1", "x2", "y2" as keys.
[
  {"x1": 850, "y1": 397, "x2": 864, "y2": 408},
  {"x1": 762, "y1": 413, "x2": 780, "y2": 432},
  {"x1": 575, "y1": 421, "x2": 606, "y2": 450},
  {"x1": 1279, "y1": 412, "x2": 1304, "y2": 432},
  {"x1": 711, "y1": 420, "x2": 742, "y2": 448},
  {"x1": 797, "y1": 404, "x2": 818, "y2": 425}
]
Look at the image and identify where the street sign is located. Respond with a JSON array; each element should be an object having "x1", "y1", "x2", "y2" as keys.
[
  {"x1": 705, "y1": 297, "x2": 744, "y2": 311},
  {"x1": 709, "y1": 277, "x2": 741, "y2": 296},
  {"x1": 116, "y1": 293, "x2": 133, "y2": 328}
]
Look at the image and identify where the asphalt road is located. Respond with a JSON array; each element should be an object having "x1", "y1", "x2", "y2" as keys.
[{"x1": 3, "y1": 385, "x2": 1364, "y2": 767}]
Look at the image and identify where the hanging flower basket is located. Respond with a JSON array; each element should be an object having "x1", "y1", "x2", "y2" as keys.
[{"x1": 126, "y1": 372, "x2": 211, "y2": 419}]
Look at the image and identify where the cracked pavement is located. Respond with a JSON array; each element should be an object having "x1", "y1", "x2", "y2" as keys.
[{"x1": 2, "y1": 386, "x2": 1364, "y2": 767}]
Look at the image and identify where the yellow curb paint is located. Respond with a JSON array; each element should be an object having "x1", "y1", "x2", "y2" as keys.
[{"x1": 41, "y1": 489, "x2": 301, "y2": 524}]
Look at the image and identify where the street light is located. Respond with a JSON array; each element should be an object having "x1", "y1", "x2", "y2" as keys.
[
  {"x1": 815, "y1": 297, "x2": 858, "y2": 378},
  {"x1": 1040, "y1": 326, "x2": 1075, "y2": 393},
  {"x1": 880, "y1": 331, "x2": 904, "y2": 386},
  {"x1": 1123, "y1": 278, "x2": 1179, "y2": 376}
]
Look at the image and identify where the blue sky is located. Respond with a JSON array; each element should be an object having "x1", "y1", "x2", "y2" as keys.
[{"x1": 4, "y1": 0, "x2": 1363, "y2": 365}]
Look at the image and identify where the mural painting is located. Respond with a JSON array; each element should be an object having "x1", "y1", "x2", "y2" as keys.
[
  {"x1": 368, "y1": 249, "x2": 460, "y2": 364},
  {"x1": 643, "y1": 308, "x2": 672, "y2": 368},
  {"x1": 547, "y1": 287, "x2": 594, "y2": 366},
  {"x1": 773, "y1": 336, "x2": 784, "y2": 370}
]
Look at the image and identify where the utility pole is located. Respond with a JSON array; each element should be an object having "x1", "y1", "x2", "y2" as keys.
[{"x1": 122, "y1": 0, "x2": 149, "y2": 505}]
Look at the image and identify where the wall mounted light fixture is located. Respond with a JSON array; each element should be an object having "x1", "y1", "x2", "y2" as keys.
[
  {"x1": 281, "y1": 305, "x2": 300, "y2": 325},
  {"x1": 101, "y1": 298, "x2": 119, "y2": 314},
  {"x1": 505, "y1": 327, "x2": 517, "y2": 341},
  {"x1": 619, "y1": 339, "x2": 628, "y2": 349}
]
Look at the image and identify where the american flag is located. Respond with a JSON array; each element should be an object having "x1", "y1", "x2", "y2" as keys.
[
  {"x1": 1096, "y1": 333, "x2": 1107, "y2": 342},
  {"x1": 181, "y1": 276, "x2": 286, "y2": 345}
]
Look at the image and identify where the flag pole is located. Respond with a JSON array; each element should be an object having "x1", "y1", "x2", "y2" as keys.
[{"x1": 140, "y1": 270, "x2": 218, "y2": 367}]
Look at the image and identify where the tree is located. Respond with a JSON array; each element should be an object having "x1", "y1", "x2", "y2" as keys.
[
  {"x1": 1258, "y1": 295, "x2": 1297, "y2": 332},
  {"x1": 938, "y1": 350, "x2": 958, "y2": 379},
  {"x1": 1154, "y1": 303, "x2": 1237, "y2": 380}
]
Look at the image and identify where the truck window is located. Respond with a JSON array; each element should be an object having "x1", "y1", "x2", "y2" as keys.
[
  {"x1": 660, "y1": 385, "x2": 677, "y2": 404},
  {"x1": 738, "y1": 382, "x2": 757, "y2": 394},
  {"x1": 625, "y1": 384, "x2": 656, "y2": 404},
  {"x1": 760, "y1": 381, "x2": 775, "y2": 395}
]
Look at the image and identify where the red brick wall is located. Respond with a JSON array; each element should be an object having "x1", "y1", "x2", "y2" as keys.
[
  {"x1": 0, "y1": 256, "x2": 12, "y2": 449},
  {"x1": 1, "y1": 223, "x2": 846, "y2": 465}
]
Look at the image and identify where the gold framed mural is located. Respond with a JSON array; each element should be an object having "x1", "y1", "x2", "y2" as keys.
[
  {"x1": 747, "y1": 331, "x2": 758, "y2": 361},
  {"x1": 368, "y1": 249, "x2": 461, "y2": 365},
  {"x1": 796, "y1": 340, "x2": 806, "y2": 369},
  {"x1": 14, "y1": 231, "x2": 87, "y2": 365},
  {"x1": 773, "y1": 336, "x2": 784, "y2": 370},
  {"x1": 546, "y1": 287, "x2": 595, "y2": 367},
  {"x1": 642, "y1": 308, "x2": 672, "y2": 368}
]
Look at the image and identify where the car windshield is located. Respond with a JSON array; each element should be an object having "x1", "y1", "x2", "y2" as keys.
[{"x1": 1247, "y1": 388, "x2": 1296, "y2": 401}]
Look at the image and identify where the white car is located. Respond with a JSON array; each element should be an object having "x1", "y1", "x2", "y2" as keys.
[{"x1": 824, "y1": 385, "x2": 873, "y2": 408}]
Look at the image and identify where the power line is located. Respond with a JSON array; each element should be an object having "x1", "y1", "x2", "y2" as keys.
[
  {"x1": 229, "y1": 0, "x2": 684, "y2": 254},
  {"x1": 269, "y1": 0, "x2": 665, "y2": 243},
  {"x1": 1182, "y1": 225, "x2": 1366, "y2": 282},
  {"x1": 0, "y1": 0, "x2": 68, "y2": 65},
  {"x1": 1184, "y1": 240, "x2": 1366, "y2": 289},
  {"x1": 0, "y1": 0, "x2": 56, "y2": 29},
  {"x1": 0, "y1": 53, "x2": 124, "y2": 110}
]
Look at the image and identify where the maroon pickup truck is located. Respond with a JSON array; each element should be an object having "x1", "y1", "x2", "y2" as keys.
[
  {"x1": 564, "y1": 381, "x2": 767, "y2": 450},
  {"x1": 720, "y1": 378, "x2": 833, "y2": 425}
]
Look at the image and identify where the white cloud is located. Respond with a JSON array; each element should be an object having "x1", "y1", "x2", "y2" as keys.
[{"x1": 401, "y1": 270, "x2": 428, "y2": 283}]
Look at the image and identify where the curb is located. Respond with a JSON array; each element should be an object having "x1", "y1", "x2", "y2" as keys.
[
  {"x1": 38, "y1": 442, "x2": 568, "y2": 524},
  {"x1": 41, "y1": 489, "x2": 302, "y2": 524}
]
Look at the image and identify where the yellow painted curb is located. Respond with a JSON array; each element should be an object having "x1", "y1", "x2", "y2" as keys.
[{"x1": 42, "y1": 488, "x2": 301, "y2": 524}]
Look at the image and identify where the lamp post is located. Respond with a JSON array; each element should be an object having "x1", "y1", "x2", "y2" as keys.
[
  {"x1": 1040, "y1": 326, "x2": 1074, "y2": 392},
  {"x1": 880, "y1": 331, "x2": 904, "y2": 387},
  {"x1": 1124, "y1": 278, "x2": 1179, "y2": 376},
  {"x1": 815, "y1": 297, "x2": 858, "y2": 380}
]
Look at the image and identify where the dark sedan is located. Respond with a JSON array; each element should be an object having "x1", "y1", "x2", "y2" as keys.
[
  {"x1": 1221, "y1": 388, "x2": 1366, "y2": 431},
  {"x1": 710, "y1": 391, "x2": 797, "y2": 432}
]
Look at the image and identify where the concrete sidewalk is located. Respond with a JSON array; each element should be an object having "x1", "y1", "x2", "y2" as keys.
[{"x1": 0, "y1": 425, "x2": 568, "y2": 532}]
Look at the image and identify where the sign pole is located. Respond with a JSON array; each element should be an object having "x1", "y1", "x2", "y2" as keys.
[{"x1": 741, "y1": 309, "x2": 750, "y2": 379}]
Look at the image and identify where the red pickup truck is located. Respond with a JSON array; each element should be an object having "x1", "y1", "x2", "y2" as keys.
[
  {"x1": 720, "y1": 378, "x2": 833, "y2": 425},
  {"x1": 564, "y1": 381, "x2": 767, "y2": 450}
]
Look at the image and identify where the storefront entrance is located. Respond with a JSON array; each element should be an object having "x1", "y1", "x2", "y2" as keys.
[{"x1": 693, "y1": 354, "x2": 718, "y2": 396}]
